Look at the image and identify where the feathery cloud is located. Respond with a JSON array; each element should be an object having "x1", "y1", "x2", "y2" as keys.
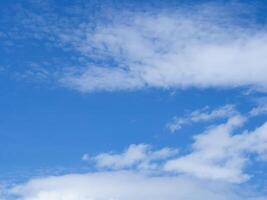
[
  {"x1": 83, "y1": 144, "x2": 178, "y2": 171},
  {"x1": 166, "y1": 104, "x2": 237, "y2": 132}
]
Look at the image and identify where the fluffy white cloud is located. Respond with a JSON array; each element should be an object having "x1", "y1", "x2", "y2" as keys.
[
  {"x1": 164, "y1": 115, "x2": 267, "y2": 183},
  {"x1": 8, "y1": 171, "x2": 267, "y2": 200},
  {"x1": 81, "y1": 112, "x2": 267, "y2": 184},
  {"x1": 166, "y1": 104, "x2": 237, "y2": 132},
  {"x1": 3, "y1": 109, "x2": 267, "y2": 200},
  {"x1": 83, "y1": 111, "x2": 267, "y2": 183},
  {"x1": 58, "y1": 7, "x2": 267, "y2": 92}
]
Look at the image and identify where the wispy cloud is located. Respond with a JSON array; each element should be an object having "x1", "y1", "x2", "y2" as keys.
[
  {"x1": 3, "y1": 106, "x2": 267, "y2": 199},
  {"x1": 58, "y1": 6, "x2": 267, "y2": 92},
  {"x1": 80, "y1": 107, "x2": 267, "y2": 184},
  {"x1": 164, "y1": 106, "x2": 267, "y2": 183},
  {"x1": 3, "y1": 2, "x2": 267, "y2": 93},
  {"x1": 83, "y1": 144, "x2": 178, "y2": 171},
  {"x1": 81, "y1": 108, "x2": 267, "y2": 183},
  {"x1": 82, "y1": 113, "x2": 267, "y2": 184},
  {"x1": 249, "y1": 104, "x2": 267, "y2": 116},
  {"x1": 1, "y1": 2, "x2": 267, "y2": 200},
  {"x1": 166, "y1": 105, "x2": 237, "y2": 132}
]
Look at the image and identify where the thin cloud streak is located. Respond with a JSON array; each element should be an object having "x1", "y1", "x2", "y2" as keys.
[{"x1": 166, "y1": 104, "x2": 238, "y2": 132}]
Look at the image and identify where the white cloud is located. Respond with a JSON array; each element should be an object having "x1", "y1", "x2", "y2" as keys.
[
  {"x1": 84, "y1": 144, "x2": 178, "y2": 171},
  {"x1": 80, "y1": 113, "x2": 267, "y2": 184},
  {"x1": 250, "y1": 104, "x2": 267, "y2": 116},
  {"x1": 166, "y1": 104, "x2": 237, "y2": 132},
  {"x1": 8, "y1": 171, "x2": 267, "y2": 200},
  {"x1": 3, "y1": 110, "x2": 267, "y2": 200},
  {"x1": 164, "y1": 115, "x2": 267, "y2": 183},
  {"x1": 62, "y1": 66, "x2": 145, "y2": 92},
  {"x1": 6, "y1": 3, "x2": 267, "y2": 93},
  {"x1": 58, "y1": 7, "x2": 267, "y2": 92},
  {"x1": 2, "y1": 3, "x2": 267, "y2": 200},
  {"x1": 81, "y1": 112, "x2": 267, "y2": 184}
]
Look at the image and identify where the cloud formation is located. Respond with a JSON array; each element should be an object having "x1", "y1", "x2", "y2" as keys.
[
  {"x1": 58, "y1": 6, "x2": 267, "y2": 92},
  {"x1": 8, "y1": 171, "x2": 267, "y2": 200},
  {"x1": 81, "y1": 109, "x2": 267, "y2": 184},
  {"x1": 83, "y1": 144, "x2": 178, "y2": 171},
  {"x1": 3, "y1": 3, "x2": 267, "y2": 93},
  {"x1": 3, "y1": 106, "x2": 267, "y2": 200},
  {"x1": 165, "y1": 115, "x2": 267, "y2": 183},
  {"x1": 250, "y1": 104, "x2": 267, "y2": 116},
  {"x1": 166, "y1": 104, "x2": 237, "y2": 132},
  {"x1": 1, "y1": 3, "x2": 267, "y2": 200}
]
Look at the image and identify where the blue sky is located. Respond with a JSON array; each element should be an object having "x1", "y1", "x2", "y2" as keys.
[{"x1": 1, "y1": 0, "x2": 267, "y2": 199}]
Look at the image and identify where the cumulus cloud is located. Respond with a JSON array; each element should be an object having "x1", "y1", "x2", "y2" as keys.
[
  {"x1": 80, "y1": 112, "x2": 267, "y2": 184},
  {"x1": 84, "y1": 111, "x2": 267, "y2": 183},
  {"x1": 164, "y1": 115, "x2": 267, "y2": 183},
  {"x1": 2, "y1": 4, "x2": 267, "y2": 199},
  {"x1": 3, "y1": 109, "x2": 267, "y2": 199},
  {"x1": 166, "y1": 104, "x2": 237, "y2": 132},
  {"x1": 58, "y1": 6, "x2": 267, "y2": 92},
  {"x1": 8, "y1": 171, "x2": 267, "y2": 200}
]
